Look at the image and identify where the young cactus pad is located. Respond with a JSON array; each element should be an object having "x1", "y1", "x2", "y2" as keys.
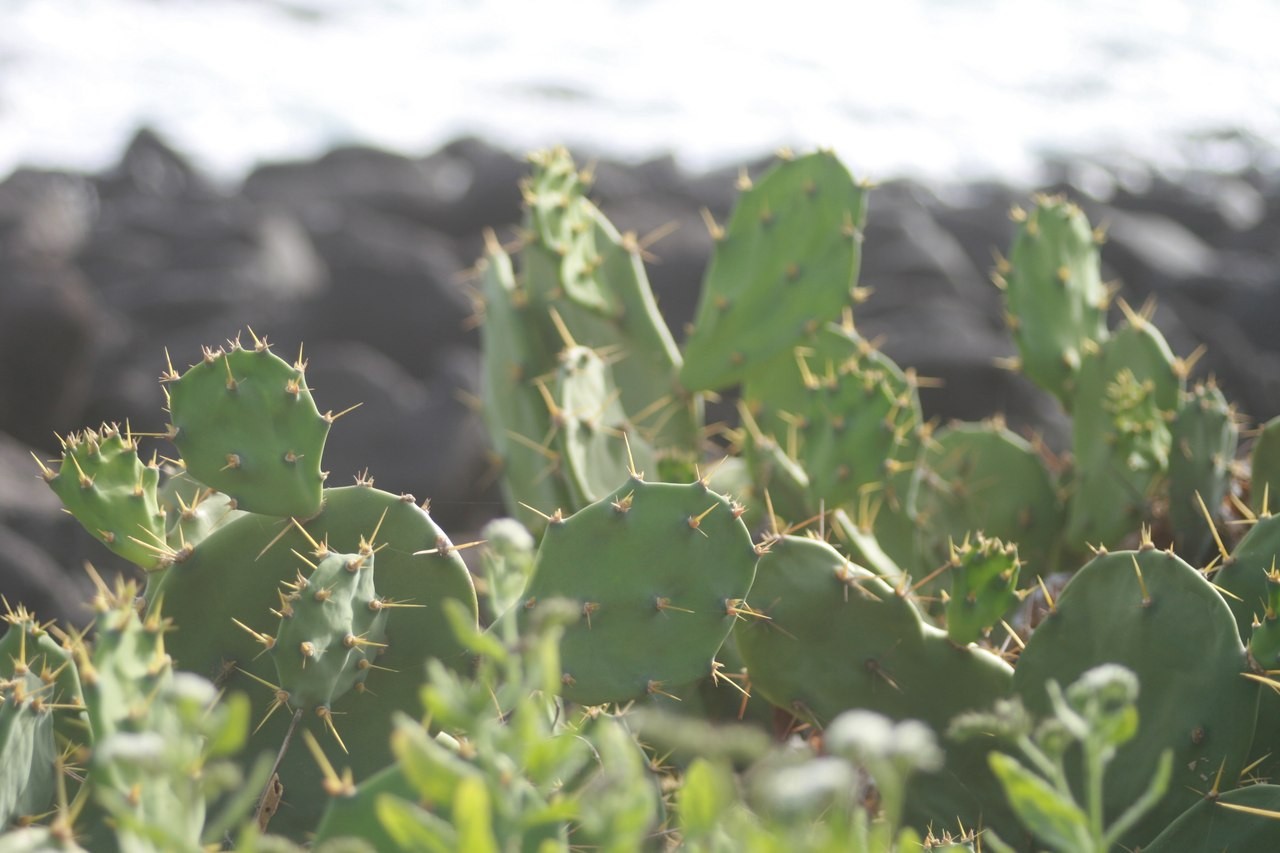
[
  {"x1": 39, "y1": 424, "x2": 167, "y2": 570},
  {"x1": 1066, "y1": 316, "x2": 1183, "y2": 548},
  {"x1": 1013, "y1": 548, "x2": 1258, "y2": 849},
  {"x1": 944, "y1": 535, "x2": 1022, "y2": 646},
  {"x1": 733, "y1": 534, "x2": 1014, "y2": 833},
  {"x1": 547, "y1": 344, "x2": 657, "y2": 508},
  {"x1": 518, "y1": 476, "x2": 758, "y2": 705},
  {"x1": 1168, "y1": 381, "x2": 1238, "y2": 560},
  {"x1": 679, "y1": 150, "x2": 868, "y2": 392},
  {"x1": 998, "y1": 194, "x2": 1109, "y2": 408},
  {"x1": 519, "y1": 148, "x2": 701, "y2": 451},
  {"x1": 164, "y1": 335, "x2": 331, "y2": 518},
  {"x1": 477, "y1": 236, "x2": 575, "y2": 527},
  {"x1": 149, "y1": 482, "x2": 478, "y2": 839},
  {"x1": 918, "y1": 420, "x2": 1063, "y2": 577}
]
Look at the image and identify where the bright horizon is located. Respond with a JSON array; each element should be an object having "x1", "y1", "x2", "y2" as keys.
[{"x1": 2, "y1": 0, "x2": 1278, "y2": 185}]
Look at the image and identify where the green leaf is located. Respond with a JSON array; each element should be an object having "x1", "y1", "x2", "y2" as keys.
[
  {"x1": 375, "y1": 794, "x2": 455, "y2": 853},
  {"x1": 989, "y1": 752, "x2": 1089, "y2": 852},
  {"x1": 454, "y1": 777, "x2": 500, "y2": 853},
  {"x1": 205, "y1": 691, "x2": 251, "y2": 758},
  {"x1": 680, "y1": 758, "x2": 737, "y2": 840},
  {"x1": 444, "y1": 598, "x2": 508, "y2": 664}
]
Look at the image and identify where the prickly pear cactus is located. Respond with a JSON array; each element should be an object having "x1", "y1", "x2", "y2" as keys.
[
  {"x1": 38, "y1": 424, "x2": 167, "y2": 570},
  {"x1": 1143, "y1": 784, "x2": 1280, "y2": 851},
  {"x1": 944, "y1": 535, "x2": 1022, "y2": 646},
  {"x1": 1168, "y1": 381, "x2": 1238, "y2": 560},
  {"x1": 477, "y1": 234, "x2": 575, "y2": 530},
  {"x1": 680, "y1": 151, "x2": 868, "y2": 392},
  {"x1": 519, "y1": 147, "x2": 701, "y2": 451},
  {"x1": 734, "y1": 534, "x2": 1015, "y2": 833},
  {"x1": 518, "y1": 475, "x2": 758, "y2": 705},
  {"x1": 0, "y1": 606, "x2": 75, "y2": 828},
  {"x1": 1251, "y1": 415, "x2": 1280, "y2": 514},
  {"x1": 1013, "y1": 547, "x2": 1259, "y2": 849},
  {"x1": 164, "y1": 334, "x2": 332, "y2": 519},
  {"x1": 997, "y1": 193, "x2": 1109, "y2": 408},
  {"x1": 1066, "y1": 312, "x2": 1183, "y2": 549},
  {"x1": 158, "y1": 470, "x2": 244, "y2": 552},
  {"x1": 919, "y1": 419, "x2": 1063, "y2": 578},
  {"x1": 547, "y1": 344, "x2": 656, "y2": 509},
  {"x1": 149, "y1": 482, "x2": 478, "y2": 838},
  {"x1": 740, "y1": 317, "x2": 925, "y2": 568}
]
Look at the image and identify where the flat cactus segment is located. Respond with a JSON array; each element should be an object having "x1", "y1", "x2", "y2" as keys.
[
  {"x1": 679, "y1": 151, "x2": 868, "y2": 392},
  {"x1": 477, "y1": 239, "x2": 575, "y2": 530},
  {"x1": 158, "y1": 471, "x2": 244, "y2": 551},
  {"x1": 1250, "y1": 415, "x2": 1280, "y2": 514},
  {"x1": 1013, "y1": 548, "x2": 1258, "y2": 849},
  {"x1": 1000, "y1": 194, "x2": 1109, "y2": 407},
  {"x1": 1169, "y1": 382, "x2": 1238, "y2": 560},
  {"x1": 41, "y1": 424, "x2": 166, "y2": 570},
  {"x1": 1066, "y1": 318, "x2": 1182, "y2": 548},
  {"x1": 741, "y1": 320, "x2": 924, "y2": 567},
  {"x1": 919, "y1": 421, "x2": 1063, "y2": 578},
  {"x1": 518, "y1": 477, "x2": 758, "y2": 705},
  {"x1": 520, "y1": 148, "x2": 701, "y2": 451},
  {"x1": 734, "y1": 534, "x2": 1014, "y2": 832},
  {"x1": 1218, "y1": 513, "x2": 1280, "y2": 643},
  {"x1": 1143, "y1": 784, "x2": 1280, "y2": 852},
  {"x1": 944, "y1": 536, "x2": 1021, "y2": 646},
  {"x1": 549, "y1": 345, "x2": 656, "y2": 507},
  {"x1": 149, "y1": 483, "x2": 477, "y2": 839},
  {"x1": 0, "y1": 610, "x2": 68, "y2": 828},
  {"x1": 166, "y1": 337, "x2": 330, "y2": 518},
  {"x1": 267, "y1": 548, "x2": 388, "y2": 710}
]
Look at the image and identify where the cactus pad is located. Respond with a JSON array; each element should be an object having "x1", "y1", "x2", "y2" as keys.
[
  {"x1": 999, "y1": 194, "x2": 1109, "y2": 407},
  {"x1": 680, "y1": 151, "x2": 868, "y2": 392},
  {"x1": 734, "y1": 534, "x2": 1014, "y2": 831},
  {"x1": 1168, "y1": 382, "x2": 1238, "y2": 560},
  {"x1": 41, "y1": 424, "x2": 166, "y2": 570},
  {"x1": 165, "y1": 335, "x2": 331, "y2": 518},
  {"x1": 518, "y1": 476, "x2": 758, "y2": 705},
  {"x1": 919, "y1": 420, "x2": 1063, "y2": 578},
  {"x1": 1013, "y1": 548, "x2": 1259, "y2": 848}
]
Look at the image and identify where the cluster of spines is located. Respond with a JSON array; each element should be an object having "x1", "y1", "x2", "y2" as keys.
[{"x1": 36, "y1": 423, "x2": 167, "y2": 570}]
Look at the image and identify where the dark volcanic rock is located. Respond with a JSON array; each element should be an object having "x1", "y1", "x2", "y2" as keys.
[{"x1": 0, "y1": 262, "x2": 99, "y2": 450}]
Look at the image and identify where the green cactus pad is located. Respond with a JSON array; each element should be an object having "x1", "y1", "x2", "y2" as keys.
[
  {"x1": 548, "y1": 345, "x2": 656, "y2": 509},
  {"x1": 1013, "y1": 548, "x2": 1259, "y2": 848},
  {"x1": 478, "y1": 236, "x2": 575, "y2": 530},
  {"x1": 165, "y1": 336, "x2": 331, "y2": 518},
  {"x1": 260, "y1": 548, "x2": 389, "y2": 710},
  {"x1": 1248, "y1": 572, "x2": 1280, "y2": 669},
  {"x1": 158, "y1": 470, "x2": 244, "y2": 552},
  {"x1": 734, "y1": 534, "x2": 1015, "y2": 832},
  {"x1": 518, "y1": 476, "x2": 758, "y2": 705},
  {"x1": 919, "y1": 420, "x2": 1063, "y2": 578},
  {"x1": 999, "y1": 194, "x2": 1109, "y2": 408},
  {"x1": 1251, "y1": 415, "x2": 1280, "y2": 514},
  {"x1": 1144, "y1": 784, "x2": 1280, "y2": 852},
  {"x1": 944, "y1": 536, "x2": 1022, "y2": 646},
  {"x1": 520, "y1": 148, "x2": 701, "y2": 451},
  {"x1": 0, "y1": 607, "x2": 72, "y2": 828},
  {"x1": 740, "y1": 320, "x2": 924, "y2": 569},
  {"x1": 40, "y1": 424, "x2": 167, "y2": 570},
  {"x1": 1066, "y1": 317, "x2": 1183, "y2": 549},
  {"x1": 149, "y1": 482, "x2": 478, "y2": 839},
  {"x1": 679, "y1": 151, "x2": 868, "y2": 392},
  {"x1": 1217, "y1": 513, "x2": 1280, "y2": 642},
  {"x1": 1169, "y1": 382, "x2": 1238, "y2": 560}
]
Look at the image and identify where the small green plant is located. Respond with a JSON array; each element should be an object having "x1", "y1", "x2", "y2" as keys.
[{"x1": 951, "y1": 664, "x2": 1171, "y2": 853}]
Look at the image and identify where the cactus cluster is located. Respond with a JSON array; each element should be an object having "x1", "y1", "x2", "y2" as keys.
[{"x1": 12, "y1": 146, "x2": 1280, "y2": 851}]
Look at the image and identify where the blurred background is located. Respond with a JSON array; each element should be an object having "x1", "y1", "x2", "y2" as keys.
[{"x1": 2, "y1": 0, "x2": 1279, "y2": 620}]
